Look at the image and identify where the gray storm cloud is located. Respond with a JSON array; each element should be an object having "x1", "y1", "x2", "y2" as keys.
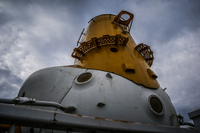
[{"x1": 0, "y1": 0, "x2": 200, "y2": 122}]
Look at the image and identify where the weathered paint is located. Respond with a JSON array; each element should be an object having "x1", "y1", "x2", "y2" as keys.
[
  {"x1": 17, "y1": 66, "x2": 178, "y2": 126},
  {"x1": 0, "y1": 103, "x2": 198, "y2": 133}
]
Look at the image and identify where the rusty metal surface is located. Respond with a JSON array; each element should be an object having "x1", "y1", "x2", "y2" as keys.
[
  {"x1": 113, "y1": 10, "x2": 134, "y2": 31},
  {"x1": 0, "y1": 103, "x2": 199, "y2": 133},
  {"x1": 135, "y1": 43, "x2": 154, "y2": 67}
]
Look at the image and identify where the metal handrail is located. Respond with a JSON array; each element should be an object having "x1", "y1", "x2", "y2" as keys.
[
  {"x1": 0, "y1": 97, "x2": 75, "y2": 113},
  {"x1": 0, "y1": 103, "x2": 199, "y2": 133}
]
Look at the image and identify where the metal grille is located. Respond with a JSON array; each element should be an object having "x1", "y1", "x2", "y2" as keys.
[
  {"x1": 71, "y1": 35, "x2": 128, "y2": 60},
  {"x1": 135, "y1": 43, "x2": 154, "y2": 67}
]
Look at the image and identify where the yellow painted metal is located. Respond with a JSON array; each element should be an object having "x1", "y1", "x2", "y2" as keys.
[
  {"x1": 0, "y1": 124, "x2": 21, "y2": 133},
  {"x1": 71, "y1": 11, "x2": 159, "y2": 89},
  {"x1": 122, "y1": 63, "x2": 135, "y2": 73},
  {"x1": 147, "y1": 69, "x2": 158, "y2": 79}
]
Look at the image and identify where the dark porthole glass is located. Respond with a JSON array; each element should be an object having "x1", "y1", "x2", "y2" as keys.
[
  {"x1": 149, "y1": 95, "x2": 164, "y2": 116},
  {"x1": 76, "y1": 72, "x2": 92, "y2": 84}
]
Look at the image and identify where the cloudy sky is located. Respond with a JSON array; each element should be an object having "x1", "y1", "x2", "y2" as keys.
[{"x1": 0, "y1": 0, "x2": 200, "y2": 122}]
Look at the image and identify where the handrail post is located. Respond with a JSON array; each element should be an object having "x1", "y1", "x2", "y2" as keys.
[
  {"x1": 40, "y1": 128, "x2": 46, "y2": 133},
  {"x1": 8, "y1": 124, "x2": 15, "y2": 133}
]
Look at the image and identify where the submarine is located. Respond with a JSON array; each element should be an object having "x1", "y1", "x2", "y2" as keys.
[{"x1": 0, "y1": 10, "x2": 200, "y2": 133}]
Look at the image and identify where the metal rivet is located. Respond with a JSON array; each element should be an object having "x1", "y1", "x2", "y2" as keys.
[
  {"x1": 97, "y1": 102, "x2": 106, "y2": 107},
  {"x1": 22, "y1": 91, "x2": 26, "y2": 97},
  {"x1": 122, "y1": 63, "x2": 135, "y2": 73},
  {"x1": 106, "y1": 73, "x2": 112, "y2": 78},
  {"x1": 147, "y1": 69, "x2": 157, "y2": 79},
  {"x1": 163, "y1": 88, "x2": 167, "y2": 91},
  {"x1": 65, "y1": 106, "x2": 76, "y2": 113}
]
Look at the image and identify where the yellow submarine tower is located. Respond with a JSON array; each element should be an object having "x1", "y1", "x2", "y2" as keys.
[
  {"x1": 68, "y1": 10, "x2": 178, "y2": 125},
  {"x1": 72, "y1": 10, "x2": 158, "y2": 89}
]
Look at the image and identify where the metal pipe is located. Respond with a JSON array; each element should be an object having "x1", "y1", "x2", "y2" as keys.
[
  {"x1": 0, "y1": 97, "x2": 73, "y2": 113},
  {"x1": 77, "y1": 28, "x2": 85, "y2": 46},
  {"x1": 1, "y1": 103, "x2": 199, "y2": 133},
  {"x1": 32, "y1": 101, "x2": 66, "y2": 111},
  {"x1": 0, "y1": 98, "x2": 14, "y2": 104}
]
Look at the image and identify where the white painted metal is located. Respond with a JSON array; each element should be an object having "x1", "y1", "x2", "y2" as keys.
[
  {"x1": 18, "y1": 67, "x2": 86, "y2": 103},
  {"x1": 0, "y1": 103, "x2": 199, "y2": 133},
  {"x1": 17, "y1": 66, "x2": 178, "y2": 126}
]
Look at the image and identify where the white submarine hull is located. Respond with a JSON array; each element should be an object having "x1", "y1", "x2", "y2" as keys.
[{"x1": 18, "y1": 66, "x2": 178, "y2": 126}]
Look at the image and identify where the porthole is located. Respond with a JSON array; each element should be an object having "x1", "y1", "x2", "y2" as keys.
[
  {"x1": 75, "y1": 72, "x2": 92, "y2": 84},
  {"x1": 110, "y1": 48, "x2": 118, "y2": 52},
  {"x1": 148, "y1": 95, "x2": 164, "y2": 116}
]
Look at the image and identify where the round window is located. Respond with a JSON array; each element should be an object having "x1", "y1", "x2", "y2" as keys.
[
  {"x1": 148, "y1": 95, "x2": 164, "y2": 116},
  {"x1": 75, "y1": 72, "x2": 92, "y2": 84}
]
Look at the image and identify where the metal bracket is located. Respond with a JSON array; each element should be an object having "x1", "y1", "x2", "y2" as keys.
[{"x1": 77, "y1": 28, "x2": 85, "y2": 46}]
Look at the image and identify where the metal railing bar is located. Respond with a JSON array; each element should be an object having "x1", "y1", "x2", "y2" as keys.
[{"x1": 0, "y1": 97, "x2": 74, "y2": 113}]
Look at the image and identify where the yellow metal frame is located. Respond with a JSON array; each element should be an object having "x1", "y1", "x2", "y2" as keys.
[
  {"x1": 113, "y1": 10, "x2": 134, "y2": 32},
  {"x1": 72, "y1": 35, "x2": 128, "y2": 60}
]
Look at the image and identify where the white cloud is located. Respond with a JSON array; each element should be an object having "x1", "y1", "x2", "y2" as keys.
[
  {"x1": 152, "y1": 28, "x2": 200, "y2": 120},
  {"x1": 0, "y1": 3, "x2": 75, "y2": 80}
]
